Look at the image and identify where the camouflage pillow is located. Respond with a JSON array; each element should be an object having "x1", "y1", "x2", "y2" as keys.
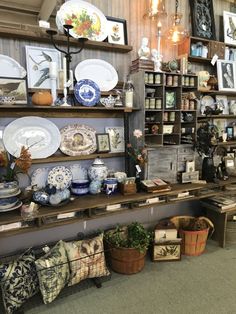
[
  {"x1": 65, "y1": 233, "x2": 110, "y2": 286},
  {"x1": 35, "y1": 240, "x2": 70, "y2": 304},
  {"x1": 0, "y1": 250, "x2": 39, "y2": 314}
]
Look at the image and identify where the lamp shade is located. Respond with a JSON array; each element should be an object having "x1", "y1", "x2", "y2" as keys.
[
  {"x1": 144, "y1": 0, "x2": 167, "y2": 19},
  {"x1": 165, "y1": 13, "x2": 188, "y2": 45}
]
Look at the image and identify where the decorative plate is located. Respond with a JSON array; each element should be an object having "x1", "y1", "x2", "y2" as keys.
[
  {"x1": 47, "y1": 166, "x2": 72, "y2": 190},
  {"x1": 75, "y1": 59, "x2": 119, "y2": 92},
  {"x1": 0, "y1": 189, "x2": 21, "y2": 199},
  {"x1": 70, "y1": 164, "x2": 88, "y2": 180},
  {"x1": 31, "y1": 167, "x2": 50, "y2": 189},
  {"x1": 60, "y1": 124, "x2": 97, "y2": 156},
  {"x1": 0, "y1": 54, "x2": 26, "y2": 78},
  {"x1": 74, "y1": 79, "x2": 101, "y2": 106},
  {"x1": 0, "y1": 197, "x2": 18, "y2": 210},
  {"x1": 0, "y1": 200, "x2": 22, "y2": 212},
  {"x1": 3, "y1": 116, "x2": 61, "y2": 159},
  {"x1": 56, "y1": 0, "x2": 108, "y2": 41}
]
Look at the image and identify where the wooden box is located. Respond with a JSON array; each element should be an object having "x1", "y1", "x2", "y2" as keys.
[
  {"x1": 119, "y1": 182, "x2": 137, "y2": 195},
  {"x1": 152, "y1": 239, "x2": 182, "y2": 262},
  {"x1": 208, "y1": 41, "x2": 225, "y2": 59}
]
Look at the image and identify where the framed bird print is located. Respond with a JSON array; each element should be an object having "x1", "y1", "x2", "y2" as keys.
[
  {"x1": 223, "y1": 11, "x2": 236, "y2": 46},
  {"x1": 25, "y1": 46, "x2": 61, "y2": 89},
  {"x1": 0, "y1": 77, "x2": 28, "y2": 104}
]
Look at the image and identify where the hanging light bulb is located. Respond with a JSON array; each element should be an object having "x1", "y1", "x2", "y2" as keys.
[
  {"x1": 143, "y1": 0, "x2": 167, "y2": 19},
  {"x1": 165, "y1": 0, "x2": 188, "y2": 45}
]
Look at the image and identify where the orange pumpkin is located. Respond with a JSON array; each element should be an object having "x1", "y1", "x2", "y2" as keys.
[{"x1": 32, "y1": 91, "x2": 53, "y2": 106}]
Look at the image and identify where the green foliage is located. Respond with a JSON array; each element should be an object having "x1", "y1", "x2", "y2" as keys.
[{"x1": 104, "y1": 222, "x2": 152, "y2": 253}]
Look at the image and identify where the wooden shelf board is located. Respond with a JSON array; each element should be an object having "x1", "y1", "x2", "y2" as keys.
[
  {"x1": 32, "y1": 152, "x2": 125, "y2": 164},
  {"x1": 199, "y1": 90, "x2": 236, "y2": 96},
  {"x1": 188, "y1": 56, "x2": 212, "y2": 64},
  {"x1": 197, "y1": 114, "x2": 236, "y2": 119},
  {"x1": 0, "y1": 25, "x2": 132, "y2": 53}
]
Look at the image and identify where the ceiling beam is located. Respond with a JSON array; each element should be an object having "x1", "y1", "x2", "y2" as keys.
[{"x1": 38, "y1": 0, "x2": 58, "y2": 21}]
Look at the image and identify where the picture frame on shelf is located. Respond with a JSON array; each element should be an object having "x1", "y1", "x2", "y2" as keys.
[
  {"x1": 106, "y1": 16, "x2": 128, "y2": 45},
  {"x1": 215, "y1": 95, "x2": 229, "y2": 115},
  {"x1": 0, "y1": 77, "x2": 28, "y2": 105},
  {"x1": 229, "y1": 100, "x2": 236, "y2": 115},
  {"x1": 217, "y1": 60, "x2": 236, "y2": 92},
  {"x1": 25, "y1": 46, "x2": 61, "y2": 89},
  {"x1": 223, "y1": 11, "x2": 236, "y2": 46},
  {"x1": 105, "y1": 127, "x2": 125, "y2": 153},
  {"x1": 226, "y1": 126, "x2": 234, "y2": 140},
  {"x1": 96, "y1": 133, "x2": 111, "y2": 153},
  {"x1": 165, "y1": 91, "x2": 176, "y2": 109},
  {"x1": 152, "y1": 241, "x2": 182, "y2": 262},
  {"x1": 189, "y1": 0, "x2": 216, "y2": 40}
]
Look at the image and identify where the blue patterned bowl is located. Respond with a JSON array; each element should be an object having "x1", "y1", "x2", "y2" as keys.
[{"x1": 71, "y1": 180, "x2": 89, "y2": 195}]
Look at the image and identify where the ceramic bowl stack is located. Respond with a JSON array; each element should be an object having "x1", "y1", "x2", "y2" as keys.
[{"x1": 0, "y1": 181, "x2": 22, "y2": 213}]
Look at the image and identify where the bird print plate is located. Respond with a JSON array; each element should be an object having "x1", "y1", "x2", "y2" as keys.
[
  {"x1": 3, "y1": 116, "x2": 61, "y2": 159},
  {"x1": 56, "y1": 0, "x2": 108, "y2": 41},
  {"x1": 0, "y1": 54, "x2": 26, "y2": 78},
  {"x1": 25, "y1": 46, "x2": 61, "y2": 89}
]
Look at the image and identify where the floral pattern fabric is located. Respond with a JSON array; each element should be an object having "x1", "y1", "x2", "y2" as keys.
[
  {"x1": 35, "y1": 240, "x2": 70, "y2": 304},
  {"x1": 0, "y1": 250, "x2": 39, "y2": 314},
  {"x1": 65, "y1": 234, "x2": 110, "y2": 286}
]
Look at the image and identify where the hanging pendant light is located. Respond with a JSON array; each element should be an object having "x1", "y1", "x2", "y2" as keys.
[
  {"x1": 144, "y1": 0, "x2": 167, "y2": 19},
  {"x1": 165, "y1": 0, "x2": 188, "y2": 45}
]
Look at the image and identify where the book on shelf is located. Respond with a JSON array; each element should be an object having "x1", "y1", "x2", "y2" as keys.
[
  {"x1": 141, "y1": 179, "x2": 171, "y2": 193},
  {"x1": 201, "y1": 195, "x2": 236, "y2": 212}
]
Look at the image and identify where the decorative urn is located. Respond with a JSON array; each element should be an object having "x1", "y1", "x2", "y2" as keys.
[{"x1": 88, "y1": 157, "x2": 108, "y2": 181}]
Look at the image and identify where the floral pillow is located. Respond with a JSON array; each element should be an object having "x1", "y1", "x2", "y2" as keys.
[
  {"x1": 35, "y1": 240, "x2": 70, "y2": 304},
  {"x1": 64, "y1": 233, "x2": 110, "y2": 286},
  {"x1": 0, "y1": 250, "x2": 39, "y2": 314}
]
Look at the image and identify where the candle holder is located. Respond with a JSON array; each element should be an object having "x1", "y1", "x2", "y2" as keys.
[{"x1": 46, "y1": 25, "x2": 88, "y2": 106}]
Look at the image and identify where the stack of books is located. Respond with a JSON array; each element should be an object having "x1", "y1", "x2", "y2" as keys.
[
  {"x1": 141, "y1": 178, "x2": 171, "y2": 193},
  {"x1": 201, "y1": 195, "x2": 236, "y2": 212},
  {"x1": 130, "y1": 58, "x2": 154, "y2": 74}
]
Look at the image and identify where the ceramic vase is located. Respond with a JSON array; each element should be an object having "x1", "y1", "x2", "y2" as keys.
[{"x1": 88, "y1": 157, "x2": 108, "y2": 181}]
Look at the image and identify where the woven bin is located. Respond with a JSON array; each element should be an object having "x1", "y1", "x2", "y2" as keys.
[
  {"x1": 179, "y1": 228, "x2": 209, "y2": 256},
  {"x1": 107, "y1": 246, "x2": 146, "y2": 274}
]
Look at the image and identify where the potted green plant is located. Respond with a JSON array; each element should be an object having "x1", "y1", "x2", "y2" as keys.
[{"x1": 104, "y1": 222, "x2": 152, "y2": 274}]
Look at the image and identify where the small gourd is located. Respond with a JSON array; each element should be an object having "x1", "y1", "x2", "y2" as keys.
[{"x1": 32, "y1": 91, "x2": 53, "y2": 106}]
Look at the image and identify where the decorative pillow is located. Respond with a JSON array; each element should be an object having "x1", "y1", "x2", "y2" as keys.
[
  {"x1": 65, "y1": 233, "x2": 110, "y2": 286},
  {"x1": 0, "y1": 250, "x2": 39, "y2": 314},
  {"x1": 35, "y1": 240, "x2": 70, "y2": 304}
]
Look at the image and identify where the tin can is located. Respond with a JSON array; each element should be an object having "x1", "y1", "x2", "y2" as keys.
[
  {"x1": 148, "y1": 73, "x2": 154, "y2": 84},
  {"x1": 173, "y1": 75, "x2": 179, "y2": 86},
  {"x1": 149, "y1": 98, "x2": 155, "y2": 109},
  {"x1": 145, "y1": 98, "x2": 150, "y2": 109},
  {"x1": 155, "y1": 99, "x2": 162, "y2": 109},
  {"x1": 155, "y1": 73, "x2": 161, "y2": 84}
]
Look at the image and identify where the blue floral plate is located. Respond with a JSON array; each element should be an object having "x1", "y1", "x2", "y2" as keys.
[{"x1": 74, "y1": 79, "x2": 101, "y2": 107}]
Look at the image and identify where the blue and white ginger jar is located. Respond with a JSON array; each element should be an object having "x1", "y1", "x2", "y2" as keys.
[{"x1": 88, "y1": 157, "x2": 108, "y2": 181}]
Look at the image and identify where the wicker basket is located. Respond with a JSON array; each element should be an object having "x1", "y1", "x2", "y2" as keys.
[
  {"x1": 170, "y1": 216, "x2": 214, "y2": 256},
  {"x1": 179, "y1": 228, "x2": 209, "y2": 256},
  {"x1": 107, "y1": 246, "x2": 146, "y2": 274}
]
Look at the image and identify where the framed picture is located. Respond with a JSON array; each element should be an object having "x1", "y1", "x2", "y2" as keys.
[
  {"x1": 105, "y1": 127, "x2": 125, "y2": 153},
  {"x1": 215, "y1": 95, "x2": 229, "y2": 115},
  {"x1": 189, "y1": 0, "x2": 216, "y2": 40},
  {"x1": 165, "y1": 91, "x2": 176, "y2": 109},
  {"x1": 223, "y1": 11, "x2": 236, "y2": 46},
  {"x1": 0, "y1": 77, "x2": 28, "y2": 105},
  {"x1": 217, "y1": 60, "x2": 236, "y2": 92},
  {"x1": 106, "y1": 16, "x2": 128, "y2": 45},
  {"x1": 96, "y1": 133, "x2": 111, "y2": 153},
  {"x1": 25, "y1": 46, "x2": 61, "y2": 89},
  {"x1": 226, "y1": 126, "x2": 234, "y2": 140},
  {"x1": 152, "y1": 241, "x2": 182, "y2": 262}
]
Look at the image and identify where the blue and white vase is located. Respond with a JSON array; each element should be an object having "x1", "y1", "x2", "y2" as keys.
[
  {"x1": 88, "y1": 157, "x2": 108, "y2": 181},
  {"x1": 89, "y1": 180, "x2": 102, "y2": 194}
]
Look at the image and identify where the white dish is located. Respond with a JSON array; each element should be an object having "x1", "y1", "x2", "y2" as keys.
[
  {"x1": 0, "y1": 200, "x2": 22, "y2": 212},
  {"x1": 0, "y1": 189, "x2": 21, "y2": 199},
  {"x1": 47, "y1": 166, "x2": 72, "y2": 190},
  {"x1": 70, "y1": 164, "x2": 88, "y2": 180},
  {"x1": 200, "y1": 95, "x2": 215, "y2": 115},
  {"x1": 31, "y1": 167, "x2": 49, "y2": 189},
  {"x1": 60, "y1": 124, "x2": 97, "y2": 156},
  {"x1": 0, "y1": 54, "x2": 26, "y2": 78},
  {"x1": 3, "y1": 117, "x2": 61, "y2": 159},
  {"x1": 56, "y1": 0, "x2": 108, "y2": 41},
  {"x1": 75, "y1": 59, "x2": 118, "y2": 92}
]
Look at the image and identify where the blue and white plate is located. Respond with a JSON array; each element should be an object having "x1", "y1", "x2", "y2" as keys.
[
  {"x1": 74, "y1": 79, "x2": 101, "y2": 107},
  {"x1": 0, "y1": 197, "x2": 18, "y2": 210}
]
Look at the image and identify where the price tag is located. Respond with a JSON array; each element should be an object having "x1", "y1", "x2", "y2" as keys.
[
  {"x1": 135, "y1": 164, "x2": 141, "y2": 173},
  {"x1": 211, "y1": 54, "x2": 218, "y2": 66}
]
